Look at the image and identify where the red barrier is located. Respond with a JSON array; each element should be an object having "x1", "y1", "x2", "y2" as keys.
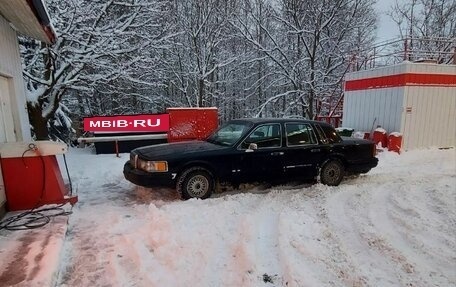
[
  {"x1": 373, "y1": 128, "x2": 387, "y2": 147},
  {"x1": 167, "y1": 108, "x2": 218, "y2": 142},
  {"x1": 388, "y1": 132, "x2": 403, "y2": 153}
]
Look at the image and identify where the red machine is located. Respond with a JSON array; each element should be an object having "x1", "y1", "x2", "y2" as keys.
[{"x1": 0, "y1": 141, "x2": 77, "y2": 211}]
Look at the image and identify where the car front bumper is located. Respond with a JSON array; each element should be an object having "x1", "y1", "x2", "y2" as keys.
[{"x1": 123, "y1": 162, "x2": 176, "y2": 188}]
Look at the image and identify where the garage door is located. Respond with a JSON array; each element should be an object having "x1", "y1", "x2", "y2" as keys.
[{"x1": 0, "y1": 76, "x2": 15, "y2": 143}]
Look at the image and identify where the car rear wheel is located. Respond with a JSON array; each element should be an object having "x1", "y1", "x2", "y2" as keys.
[
  {"x1": 320, "y1": 160, "x2": 344, "y2": 186},
  {"x1": 176, "y1": 167, "x2": 214, "y2": 200}
]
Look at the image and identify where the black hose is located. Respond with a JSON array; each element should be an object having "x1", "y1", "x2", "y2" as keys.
[{"x1": 0, "y1": 204, "x2": 72, "y2": 231}]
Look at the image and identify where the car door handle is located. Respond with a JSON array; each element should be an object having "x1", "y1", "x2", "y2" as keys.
[
  {"x1": 310, "y1": 149, "x2": 321, "y2": 153},
  {"x1": 270, "y1": 151, "x2": 284, "y2": 156}
]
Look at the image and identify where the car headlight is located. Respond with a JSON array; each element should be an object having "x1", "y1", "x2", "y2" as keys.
[{"x1": 137, "y1": 159, "x2": 168, "y2": 172}]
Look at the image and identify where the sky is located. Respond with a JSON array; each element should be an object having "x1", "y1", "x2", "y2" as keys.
[{"x1": 375, "y1": 0, "x2": 400, "y2": 43}]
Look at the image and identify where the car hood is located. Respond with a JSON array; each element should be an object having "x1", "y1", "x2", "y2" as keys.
[{"x1": 133, "y1": 140, "x2": 226, "y2": 159}]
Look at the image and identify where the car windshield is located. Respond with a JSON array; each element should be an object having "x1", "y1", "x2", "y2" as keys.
[{"x1": 206, "y1": 122, "x2": 253, "y2": 146}]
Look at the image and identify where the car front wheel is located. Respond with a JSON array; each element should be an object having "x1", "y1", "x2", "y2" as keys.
[
  {"x1": 320, "y1": 160, "x2": 344, "y2": 186},
  {"x1": 176, "y1": 167, "x2": 214, "y2": 200}
]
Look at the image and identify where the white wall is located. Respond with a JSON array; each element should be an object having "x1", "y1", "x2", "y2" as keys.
[
  {"x1": 0, "y1": 14, "x2": 33, "y2": 212},
  {"x1": 0, "y1": 14, "x2": 32, "y2": 143},
  {"x1": 344, "y1": 62, "x2": 456, "y2": 150},
  {"x1": 401, "y1": 86, "x2": 456, "y2": 150}
]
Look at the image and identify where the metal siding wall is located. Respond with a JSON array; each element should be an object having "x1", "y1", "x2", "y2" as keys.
[
  {"x1": 440, "y1": 87, "x2": 456, "y2": 147},
  {"x1": 0, "y1": 15, "x2": 31, "y2": 142},
  {"x1": 385, "y1": 91, "x2": 393, "y2": 130},
  {"x1": 422, "y1": 85, "x2": 433, "y2": 147},
  {"x1": 448, "y1": 88, "x2": 454, "y2": 146},
  {"x1": 401, "y1": 88, "x2": 411, "y2": 150},
  {"x1": 346, "y1": 62, "x2": 455, "y2": 150},
  {"x1": 343, "y1": 90, "x2": 360, "y2": 129},
  {"x1": 374, "y1": 89, "x2": 382, "y2": 128},
  {"x1": 380, "y1": 88, "x2": 388, "y2": 129},
  {"x1": 402, "y1": 87, "x2": 456, "y2": 150},
  {"x1": 343, "y1": 64, "x2": 407, "y2": 133},
  {"x1": 365, "y1": 91, "x2": 373, "y2": 130},
  {"x1": 389, "y1": 87, "x2": 404, "y2": 132},
  {"x1": 417, "y1": 86, "x2": 428, "y2": 147},
  {"x1": 342, "y1": 91, "x2": 355, "y2": 128},
  {"x1": 342, "y1": 88, "x2": 404, "y2": 132}
]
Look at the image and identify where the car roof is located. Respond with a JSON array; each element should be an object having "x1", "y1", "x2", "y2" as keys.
[{"x1": 229, "y1": 117, "x2": 331, "y2": 126}]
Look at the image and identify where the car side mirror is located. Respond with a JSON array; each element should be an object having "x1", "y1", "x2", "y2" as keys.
[{"x1": 246, "y1": 143, "x2": 258, "y2": 152}]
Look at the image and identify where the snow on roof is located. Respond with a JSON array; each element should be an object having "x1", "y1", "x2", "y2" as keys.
[{"x1": 345, "y1": 61, "x2": 456, "y2": 81}]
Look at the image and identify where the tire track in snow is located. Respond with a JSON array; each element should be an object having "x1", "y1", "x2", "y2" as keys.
[
  {"x1": 364, "y1": 183, "x2": 428, "y2": 286},
  {"x1": 55, "y1": 149, "x2": 455, "y2": 287},
  {"x1": 250, "y1": 197, "x2": 283, "y2": 284},
  {"x1": 377, "y1": 178, "x2": 456, "y2": 285},
  {"x1": 222, "y1": 194, "x2": 285, "y2": 286},
  {"x1": 326, "y1": 184, "x2": 409, "y2": 287},
  {"x1": 265, "y1": 187, "x2": 368, "y2": 287},
  {"x1": 311, "y1": 194, "x2": 369, "y2": 287},
  {"x1": 327, "y1": 171, "x2": 456, "y2": 287}
]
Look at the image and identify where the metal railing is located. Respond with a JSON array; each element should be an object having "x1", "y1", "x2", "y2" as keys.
[{"x1": 348, "y1": 37, "x2": 456, "y2": 71}]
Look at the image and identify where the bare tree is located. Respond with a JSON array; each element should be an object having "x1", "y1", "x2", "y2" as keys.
[
  {"x1": 21, "y1": 0, "x2": 170, "y2": 140},
  {"x1": 389, "y1": 0, "x2": 456, "y2": 63},
  {"x1": 21, "y1": 0, "x2": 379, "y2": 142},
  {"x1": 233, "y1": 0, "x2": 376, "y2": 119},
  {"x1": 164, "y1": 0, "x2": 239, "y2": 108}
]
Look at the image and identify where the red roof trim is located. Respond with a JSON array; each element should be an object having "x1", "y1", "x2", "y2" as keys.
[{"x1": 345, "y1": 73, "x2": 456, "y2": 91}]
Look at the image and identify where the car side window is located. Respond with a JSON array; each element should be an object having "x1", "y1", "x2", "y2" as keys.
[
  {"x1": 286, "y1": 123, "x2": 317, "y2": 146},
  {"x1": 241, "y1": 124, "x2": 282, "y2": 149}
]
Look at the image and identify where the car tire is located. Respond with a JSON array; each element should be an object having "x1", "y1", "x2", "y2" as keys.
[
  {"x1": 320, "y1": 160, "x2": 344, "y2": 186},
  {"x1": 176, "y1": 167, "x2": 214, "y2": 200}
]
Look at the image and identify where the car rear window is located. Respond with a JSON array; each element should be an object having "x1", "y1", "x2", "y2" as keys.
[{"x1": 315, "y1": 124, "x2": 342, "y2": 144}]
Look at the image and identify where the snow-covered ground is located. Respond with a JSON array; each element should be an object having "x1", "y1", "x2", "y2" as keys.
[{"x1": 1, "y1": 147, "x2": 456, "y2": 287}]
